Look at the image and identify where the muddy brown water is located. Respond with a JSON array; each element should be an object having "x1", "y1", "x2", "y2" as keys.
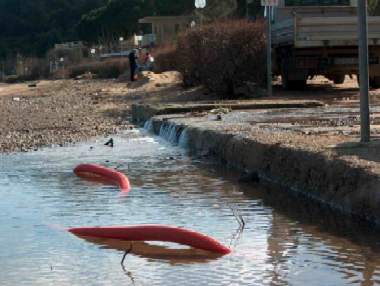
[{"x1": 0, "y1": 130, "x2": 379, "y2": 286}]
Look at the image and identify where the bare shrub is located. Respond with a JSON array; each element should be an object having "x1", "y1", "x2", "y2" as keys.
[
  {"x1": 24, "y1": 58, "x2": 50, "y2": 80},
  {"x1": 153, "y1": 45, "x2": 178, "y2": 73},
  {"x1": 4, "y1": 57, "x2": 49, "y2": 82},
  {"x1": 176, "y1": 19, "x2": 266, "y2": 98},
  {"x1": 68, "y1": 58, "x2": 129, "y2": 79}
]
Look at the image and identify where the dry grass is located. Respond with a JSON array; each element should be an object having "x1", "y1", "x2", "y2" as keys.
[{"x1": 68, "y1": 58, "x2": 130, "y2": 79}]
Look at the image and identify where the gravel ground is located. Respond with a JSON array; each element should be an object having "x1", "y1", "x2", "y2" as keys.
[
  {"x1": 0, "y1": 79, "x2": 133, "y2": 153},
  {"x1": 0, "y1": 71, "x2": 188, "y2": 153}
]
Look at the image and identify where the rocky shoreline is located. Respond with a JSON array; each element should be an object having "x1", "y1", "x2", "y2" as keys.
[
  {"x1": 0, "y1": 72, "x2": 187, "y2": 153},
  {"x1": 0, "y1": 79, "x2": 132, "y2": 153}
]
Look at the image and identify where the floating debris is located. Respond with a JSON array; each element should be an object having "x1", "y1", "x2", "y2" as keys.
[{"x1": 104, "y1": 138, "x2": 114, "y2": 148}]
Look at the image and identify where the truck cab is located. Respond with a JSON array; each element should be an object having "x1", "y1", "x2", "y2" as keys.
[{"x1": 272, "y1": 0, "x2": 380, "y2": 89}]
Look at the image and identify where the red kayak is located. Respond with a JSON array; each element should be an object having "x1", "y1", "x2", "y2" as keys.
[
  {"x1": 68, "y1": 225, "x2": 231, "y2": 255},
  {"x1": 74, "y1": 164, "x2": 131, "y2": 192}
]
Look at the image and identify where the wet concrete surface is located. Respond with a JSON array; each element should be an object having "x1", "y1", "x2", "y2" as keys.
[
  {"x1": 142, "y1": 114, "x2": 380, "y2": 226},
  {"x1": 135, "y1": 96, "x2": 380, "y2": 172},
  {"x1": 220, "y1": 105, "x2": 380, "y2": 137},
  {"x1": 133, "y1": 77, "x2": 380, "y2": 225}
]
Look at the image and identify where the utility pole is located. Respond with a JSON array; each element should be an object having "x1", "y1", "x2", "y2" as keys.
[
  {"x1": 261, "y1": 1, "x2": 277, "y2": 97},
  {"x1": 195, "y1": 0, "x2": 206, "y2": 25},
  {"x1": 246, "y1": 0, "x2": 249, "y2": 19},
  {"x1": 267, "y1": 6, "x2": 273, "y2": 97},
  {"x1": 358, "y1": 0, "x2": 371, "y2": 142},
  {"x1": 246, "y1": 0, "x2": 254, "y2": 20},
  {"x1": 151, "y1": 0, "x2": 156, "y2": 16}
]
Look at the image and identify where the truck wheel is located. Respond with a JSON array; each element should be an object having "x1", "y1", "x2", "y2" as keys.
[
  {"x1": 358, "y1": 76, "x2": 380, "y2": 89},
  {"x1": 370, "y1": 77, "x2": 380, "y2": 89},
  {"x1": 281, "y1": 71, "x2": 307, "y2": 90},
  {"x1": 291, "y1": 80, "x2": 307, "y2": 90},
  {"x1": 282, "y1": 76, "x2": 306, "y2": 90},
  {"x1": 281, "y1": 62, "x2": 307, "y2": 90},
  {"x1": 332, "y1": 75, "x2": 345, "y2": 85}
]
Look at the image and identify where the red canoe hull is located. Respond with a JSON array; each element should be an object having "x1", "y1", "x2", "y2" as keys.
[
  {"x1": 68, "y1": 225, "x2": 231, "y2": 255},
  {"x1": 74, "y1": 164, "x2": 131, "y2": 192}
]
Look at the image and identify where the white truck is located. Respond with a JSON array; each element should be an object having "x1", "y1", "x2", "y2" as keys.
[{"x1": 272, "y1": 0, "x2": 380, "y2": 89}]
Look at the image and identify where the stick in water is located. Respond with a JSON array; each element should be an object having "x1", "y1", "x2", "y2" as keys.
[
  {"x1": 120, "y1": 244, "x2": 135, "y2": 285},
  {"x1": 228, "y1": 204, "x2": 246, "y2": 248},
  {"x1": 229, "y1": 205, "x2": 246, "y2": 229},
  {"x1": 121, "y1": 244, "x2": 133, "y2": 265}
]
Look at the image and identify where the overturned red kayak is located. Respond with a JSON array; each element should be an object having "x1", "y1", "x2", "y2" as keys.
[
  {"x1": 68, "y1": 225, "x2": 231, "y2": 255},
  {"x1": 74, "y1": 164, "x2": 131, "y2": 192}
]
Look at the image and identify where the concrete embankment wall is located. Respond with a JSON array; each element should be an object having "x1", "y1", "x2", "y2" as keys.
[
  {"x1": 135, "y1": 111, "x2": 380, "y2": 227},
  {"x1": 131, "y1": 100, "x2": 323, "y2": 126}
]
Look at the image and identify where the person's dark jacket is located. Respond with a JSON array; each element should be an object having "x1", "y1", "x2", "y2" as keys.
[{"x1": 128, "y1": 51, "x2": 137, "y2": 69}]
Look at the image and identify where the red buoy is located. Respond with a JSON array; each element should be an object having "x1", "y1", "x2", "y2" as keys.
[
  {"x1": 68, "y1": 225, "x2": 231, "y2": 255},
  {"x1": 74, "y1": 164, "x2": 131, "y2": 192}
]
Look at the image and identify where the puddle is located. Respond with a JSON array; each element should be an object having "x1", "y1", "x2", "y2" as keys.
[{"x1": 0, "y1": 130, "x2": 379, "y2": 286}]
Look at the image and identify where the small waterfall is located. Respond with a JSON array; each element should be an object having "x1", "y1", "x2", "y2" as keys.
[
  {"x1": 178, "y1": 128, "x2": 189, "y2": 148},
  {"x1": 159, "y1": 121, "x2": 181, "y2": 144},
  {"x1": 144, "y1": 119, "x2": 154, "y2": 133},
  {"x1": 144, "y1": 119, "x2": 190, "y2": 147},
  {"x1": 159, "y1": 122, "x2": 189, "y2": 144}
]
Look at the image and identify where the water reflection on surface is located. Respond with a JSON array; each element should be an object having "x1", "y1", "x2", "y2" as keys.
[
  {"x1": 78, "y1": 237, "x2": 223, "y2": 264},
  {"x1": 0, "y1": 130, "x2": 379, "y2": 286}
]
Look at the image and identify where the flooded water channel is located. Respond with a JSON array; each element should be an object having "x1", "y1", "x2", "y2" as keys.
[{"x1": 0, "y1": 129, "x2": 379, "y2": 286}]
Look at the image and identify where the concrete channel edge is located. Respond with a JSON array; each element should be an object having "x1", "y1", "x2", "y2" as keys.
[{"x1": 132, "y1": 104, "x2": 380, "y2": 227}]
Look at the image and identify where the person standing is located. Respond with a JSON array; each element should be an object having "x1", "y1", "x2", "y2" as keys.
[{"x1": 128, "y1": 49, "x2": 137, "y2": 81}]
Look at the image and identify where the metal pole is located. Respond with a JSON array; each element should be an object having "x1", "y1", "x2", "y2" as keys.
[
  {"x1": 358, "y1": 0, "x2": 371, "y2": 142},
  {"x1": 246, "y1": 0, "x2": 249, "y2": 19},
  {"x1": 267, "y1": 6, "x2": 273, "y2": 97}
]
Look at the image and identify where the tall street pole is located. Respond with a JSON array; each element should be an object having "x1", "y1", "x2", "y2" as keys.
[
  {"x1": 267, "y1": 6, "x2": 273, "y2": 97},
  {"x1": 358, "y1": 0, "x2": 371, "y2": 142},
  {"x1": 246, "y1": 0, "x2": 249, "y2": 19}
]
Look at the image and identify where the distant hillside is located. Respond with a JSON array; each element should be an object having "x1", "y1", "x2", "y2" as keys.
[
  {"x1": 0, "y1": 0, "x2": 106, "y2": 58},
  {"x1": 0, "y1": 0, "x2": 196, "y2": 59},
  {"x1": 0, "y1": 0, "x2": 267, "y2": 59},
  {"x1": 0, "y1": 0, "x2": 318, "y2": 60},
  {"x1": 78, "y1": 0, "x2": 195, "y2": 43}
]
